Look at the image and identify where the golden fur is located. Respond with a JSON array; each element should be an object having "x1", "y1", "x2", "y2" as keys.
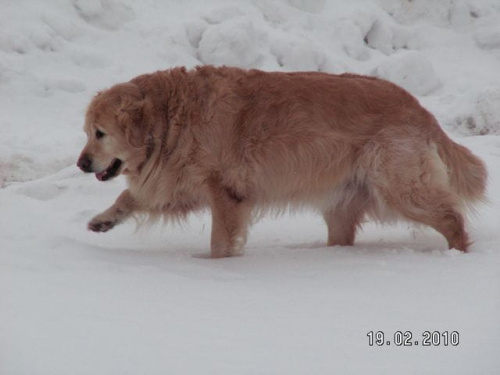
[{"x1": 77, "y1": 66, "x2": 487, "y2": 257}]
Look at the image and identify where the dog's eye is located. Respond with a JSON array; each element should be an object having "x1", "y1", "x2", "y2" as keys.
[{"x1": 95, "y1": 130, "x2": 105, "y2": 139}]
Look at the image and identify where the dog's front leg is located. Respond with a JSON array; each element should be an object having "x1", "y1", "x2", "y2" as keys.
[
  {"x1": 88, "y1": 189, "x2": 137, "y2": 232},
  {"x1": 208, "y1": 178, "x2": 253, "y2": 258}
]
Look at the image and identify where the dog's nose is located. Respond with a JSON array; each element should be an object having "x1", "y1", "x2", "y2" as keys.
[{"x1": 77, "y1": 154, "x2": 92, "y2": 172}]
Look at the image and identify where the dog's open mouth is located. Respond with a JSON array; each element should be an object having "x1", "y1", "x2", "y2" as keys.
[{"x1": 95, "y1": 159, "x2": 122, "y2": 181}]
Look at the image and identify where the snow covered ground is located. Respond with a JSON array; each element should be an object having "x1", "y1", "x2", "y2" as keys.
[{"x1": 1, "y1": 0, "x2": 500, "y2": 374}]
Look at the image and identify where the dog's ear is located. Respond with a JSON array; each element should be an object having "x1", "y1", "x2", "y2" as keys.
[{"x1": 115, "y1": 83, "x2": 146, "y2": 148}]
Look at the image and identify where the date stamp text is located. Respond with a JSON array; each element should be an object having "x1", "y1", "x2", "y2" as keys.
[{"x1": 367, "y1": 331, "x2": 460, "y2": 347}]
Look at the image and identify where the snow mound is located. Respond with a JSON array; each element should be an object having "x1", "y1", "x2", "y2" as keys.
[
  {"x1": 474, "y1": 25, "x2": 500, "y2": 49},
  {"x1": 470, "y1": 89, "x2": 500, "y2": 135},
  {"x1": 364, "y1": 18, "x2": 395, "y2": 55},
  {"x1": 374, "y1": 51, "x2": 441, "y2": 95},
  {"x1": 271, "y1": 36, "x2": 326, "y2": 71},
  {"x1": 198, "y1": 17, "x2": 264, "y2": 68},
  {"x1": 287, "y1": 0, "x2": 326, "y2": 13},
  {"x1": 379, "y1": 0, "x2": 488, "y2": 28},
  {"x1": 73, "y1": 0, "x2": 135, "y2": 30}
]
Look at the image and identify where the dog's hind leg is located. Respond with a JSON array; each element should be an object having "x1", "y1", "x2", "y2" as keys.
[
  {"x1": 88, "y1": 189, "x2": 137, "y2": 232},
  {"x1": 323, "y1": 184, "x2": 368, "y2": 246},
  {"x1": 369, "y1": 144, "x2": 470, "y2": 252},
  {"x1": 377, "y1": 185, "x2": 469, "y2": 251}
]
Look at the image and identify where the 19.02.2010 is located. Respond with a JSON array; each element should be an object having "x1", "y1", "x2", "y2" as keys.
[{"x1": 367, "y1": 331, "x2": 459, "y2": 346}]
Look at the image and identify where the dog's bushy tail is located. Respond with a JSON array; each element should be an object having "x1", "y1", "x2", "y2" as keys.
[{"x1": 437, "y1": 137, "x2": 487, "y2": 203}]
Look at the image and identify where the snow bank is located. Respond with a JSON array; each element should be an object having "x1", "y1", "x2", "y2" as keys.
[{"x1": 2, "y1": 0, "x2": 500, "y2": 183}]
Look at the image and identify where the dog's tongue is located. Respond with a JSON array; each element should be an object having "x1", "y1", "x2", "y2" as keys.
[
  {"x1": 95, "y1": 170, "x2": 108, "y2": 181},
  {"x1": 95, "y1": 159, "x2": 122, "y2": 181}
]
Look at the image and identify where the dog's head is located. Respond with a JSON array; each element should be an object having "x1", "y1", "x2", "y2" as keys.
[{"x1": 77, "y1": 82, "x2": 147, "y2": 181}]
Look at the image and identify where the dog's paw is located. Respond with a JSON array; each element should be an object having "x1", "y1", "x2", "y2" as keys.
[
  {"x1": 87, "y1": 217, "x2": 116, "y2": 233},
  {"x1": 209, "y1": 236, "x2": 246, "y2": 258}
]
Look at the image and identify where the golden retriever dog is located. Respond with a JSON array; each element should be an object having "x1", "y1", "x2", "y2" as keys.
[{"x1": 77, "y1": 66, "x2": 487, "y2": 257}]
